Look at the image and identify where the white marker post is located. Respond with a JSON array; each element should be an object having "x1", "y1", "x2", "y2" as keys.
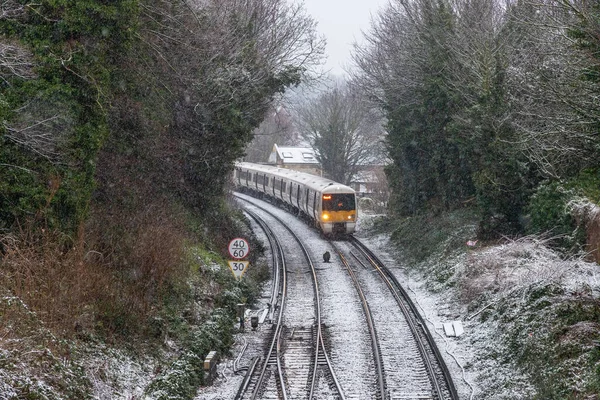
[{"x1": 228, "y1": 238, "x2": 250, "y2": 279}]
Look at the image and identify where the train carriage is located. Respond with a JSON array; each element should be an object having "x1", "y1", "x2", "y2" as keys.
[{"x1": 233, "y1": 162, "x2": 357, "y2": 235}]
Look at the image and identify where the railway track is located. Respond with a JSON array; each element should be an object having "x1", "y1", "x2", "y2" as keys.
[
  {"x1": 235, "y1": 198, "x2": 344, "y2": 399},
  {"x1": 234, "y1": 192, "x2": 458, "y2": 399},
  {"x1": 333, "y1": 237, "x2": 460, "y2": 400},
  {"x1": 235, "y1": 209, "x2": 287, "y2": 400},
  {"x1": 336, "y1": 250, "x2": 386, "y2": 400}
]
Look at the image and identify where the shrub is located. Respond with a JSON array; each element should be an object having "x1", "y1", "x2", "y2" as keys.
[{"x1": 527, "y1": 169, "x2": 600, "y2": 252}]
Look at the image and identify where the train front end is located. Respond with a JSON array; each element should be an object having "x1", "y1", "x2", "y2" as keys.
[{"x1": 320, "y1": 191, "x2": 357, "y2": 235}]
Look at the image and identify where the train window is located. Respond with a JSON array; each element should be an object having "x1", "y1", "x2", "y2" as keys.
[
  {"x1": 322, "y1": 194, "x2": 356, "y2": 211},
  {"x1": 282, "y1": 181, "x2": 286, "y2": 192}
]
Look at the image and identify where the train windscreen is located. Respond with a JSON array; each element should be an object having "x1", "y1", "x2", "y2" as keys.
[{"x1": 322, "y1": 193, "x2": 356, "y2": 211}]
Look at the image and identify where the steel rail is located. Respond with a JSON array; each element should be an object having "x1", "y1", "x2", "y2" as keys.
[
  {"x1": 235, "y1": 193, "x2": 345, "y2": 400},
  {"x1": 350, "y1": 236, "x2": 460, "y2": 400},
  {"x1": 242, "y1": 209, "x2": 289, "y2": 400},
  {"x1": 335, "y1": 249, "x2": 387, "y2": 400}
]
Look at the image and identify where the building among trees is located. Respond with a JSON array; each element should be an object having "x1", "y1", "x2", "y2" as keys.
[
  {"x1": 267, "y1": 144, "x2": 389, "y2": 208},
  {"x1": 267, "y1": 144, "x2": 322, "y2": 176}
]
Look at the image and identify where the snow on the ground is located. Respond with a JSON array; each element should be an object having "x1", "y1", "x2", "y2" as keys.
[
  {"x1": 5, "y1": 200, "x2": 590, "y2": 399},
  {"x1": 356, "y1": 212, "x2": 600, "y2": 400}
]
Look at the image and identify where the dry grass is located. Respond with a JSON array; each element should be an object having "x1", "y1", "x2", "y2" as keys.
[
  {"x1": 0, "y1": 203, "x2": 189, "y2": 343},
  {"x1": 458, "y1": 235, "x2": 572, "y2": 303}
]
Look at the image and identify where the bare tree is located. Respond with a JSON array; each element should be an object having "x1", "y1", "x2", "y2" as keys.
[
  {"x1": 0, "y1": 42, "x2": 36, "y2": 83},
  {"x1": 244, "y1": 104, "x2": 297, "y2": 163},
  {"x1": 0, "y1": 0, "x2": 26, "y2": 21},
  {"x1": 3, "y1": 96, "x2": 74, "y2": 163},
  {"x1": 294, "y1": 80, "x2": 386, "y2": 185},
  {"x1": 502, "y1": 0, "x2": 600, "y2": 177}
]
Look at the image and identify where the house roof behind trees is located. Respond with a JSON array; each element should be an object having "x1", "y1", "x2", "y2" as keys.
[{"x1": 268, "y1": 144, "x2": 319, "y2": 165}]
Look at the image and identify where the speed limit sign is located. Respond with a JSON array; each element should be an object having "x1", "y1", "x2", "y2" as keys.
[{"x1": 228, "y1": 238, "x2": 250, "y2": 259}]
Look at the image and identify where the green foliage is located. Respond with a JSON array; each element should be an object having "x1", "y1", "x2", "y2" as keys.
[
  {"x1": 527, "y1": 181, "x2": 577, "y2": 248},
  {"x1": 474, "y1": 152, "x2": 533, "y2": 239},
  {"x1": 0, "y1": 0, "x2": 139, "y2": 233},
  {"x1": 475, "y1": 282, "x2": 600, "y2": 399},
  {"x1": 144, "y1": 307, "x2": 238, "y2": 399},
  {"x1": 390, "y1": 208, "x2": 479, "y2": 265},
  {"x1": 527, "y1": 169, "x2": 600, "y2": 252},
  {"x1": 573, "y1": 168, "x2": 600, "y2": 202}
]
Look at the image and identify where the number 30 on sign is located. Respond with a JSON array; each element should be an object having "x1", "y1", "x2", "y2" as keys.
[{"x1": 228, "y1": 260, "x2": 249, "y2": 279}]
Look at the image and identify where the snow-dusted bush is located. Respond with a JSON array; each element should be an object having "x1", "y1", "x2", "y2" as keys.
[{"x1": 144, "y1": 308, "x2": 237, "y2": 400}]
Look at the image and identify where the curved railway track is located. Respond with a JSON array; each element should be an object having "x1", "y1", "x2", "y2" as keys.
[
  {"x1": 233, "y1": 192, "x2": 459, "y2": 400},
  {"x1": 235, "y1": 198, "x2": 345, "y2": 400},
  {"x1": 336, "y1": 250, "x2": 386, "y2": 400},
  {"x1": 332, "y1": 237, "x2": 460, "y2": 400}
]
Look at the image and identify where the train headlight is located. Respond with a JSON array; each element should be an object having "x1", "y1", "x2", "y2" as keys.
[{"x1": 322, "y1": 213, "x2": 330, "y2": 221}]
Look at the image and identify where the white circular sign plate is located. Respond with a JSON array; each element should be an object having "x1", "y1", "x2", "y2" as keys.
[{"x1": 228, "y1": 238, "x2": 250, "y2": 259}]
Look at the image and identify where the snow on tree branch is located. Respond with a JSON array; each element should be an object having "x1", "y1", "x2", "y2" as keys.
[
  {"x1": 3, "y1": 98, "x2": 74, "y2": 163},
  {"x1": 0, "y1": 42, "x2": 36, "y2": 82}
]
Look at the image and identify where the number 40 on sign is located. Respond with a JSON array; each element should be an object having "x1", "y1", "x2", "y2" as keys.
[
  {"x1": 228, "y1": 238, "x2": 250, "y2": 259},
  {"x1": 228, "y1": 238, "x2": 250, "y2": 279}
]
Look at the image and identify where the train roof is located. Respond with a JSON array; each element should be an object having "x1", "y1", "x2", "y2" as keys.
[{"x1": 236, "y1": 162, "x2": 355, "y2": 194}]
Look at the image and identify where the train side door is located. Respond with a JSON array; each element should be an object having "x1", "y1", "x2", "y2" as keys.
[{"x1": 305, "y1": 188, "x2": 309, "y2": 213}]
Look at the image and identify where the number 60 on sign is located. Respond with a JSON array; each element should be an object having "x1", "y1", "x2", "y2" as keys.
[{"x1": 228, "y1": 238, "x2": 250, "y2": 259}]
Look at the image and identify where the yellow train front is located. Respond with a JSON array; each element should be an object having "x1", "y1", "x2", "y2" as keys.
[
  {"x1": 318, "y1": 187, "x2": 357, "y2": 235},
  {"x1": 233, "y1": 162, "x2": 358, "y2": 235}
]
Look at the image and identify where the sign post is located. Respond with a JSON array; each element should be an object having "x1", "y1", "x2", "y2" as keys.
[{"x1": 228, "y1": 238, "x2": 250, "y2": 279}]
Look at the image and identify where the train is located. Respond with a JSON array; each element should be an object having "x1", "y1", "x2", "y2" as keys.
[{"x1": 233, "y1": 162, "x2": 357, "y2": 235}]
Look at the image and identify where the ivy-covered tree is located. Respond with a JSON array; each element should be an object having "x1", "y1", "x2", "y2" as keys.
[{"x1": 0, "y1": 0, "x2": 138, "y2": 233}]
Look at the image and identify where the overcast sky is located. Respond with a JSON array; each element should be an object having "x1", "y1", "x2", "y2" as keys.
[{"x1": 297, "y1": 0, "x2": 390, "y2": 76}]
